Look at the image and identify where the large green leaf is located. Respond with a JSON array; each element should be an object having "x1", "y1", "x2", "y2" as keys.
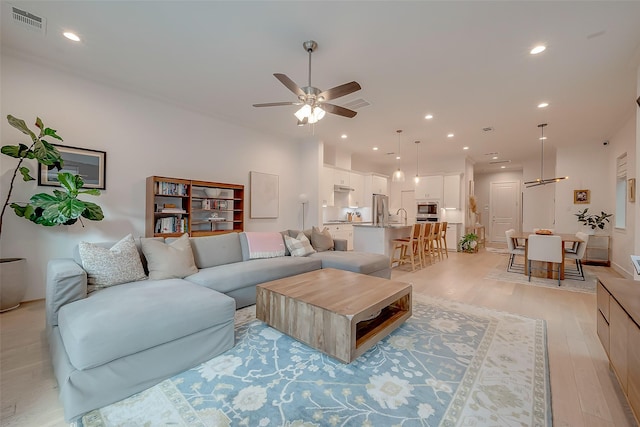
[
  {"x1": 33, "y1": 140, "x2": 63, "y2": 166},
  {"x1": 79, "y1": 188, "x2": 101, "y2": 196},
  {"x1": 7, "y1": 115, "x2": 36, "y2": 140},
  {"x1": 42, "y1": 198, "x2": 86, "y2": 224},
  {"x1": 57, "y1": 172, "x2": 82, "y2": 194},
  {"x1": 81, "y1": 201, "x2": 104, "y2": 221},
  {"x1": 43, "y1": 127, "x2": 63, "y2": 141},
  {"x1": 1, "y1": 144, "x2": 34, "y2": 159}
]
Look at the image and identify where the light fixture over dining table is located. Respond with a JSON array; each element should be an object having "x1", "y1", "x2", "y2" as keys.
[{"x1": 525, "y1": 123, "x2": 569, "y2": 188}]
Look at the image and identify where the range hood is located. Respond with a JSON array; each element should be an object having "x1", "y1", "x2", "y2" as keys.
[{"x1": 334, "y1": 184, "x2": 354, "y2": 192}]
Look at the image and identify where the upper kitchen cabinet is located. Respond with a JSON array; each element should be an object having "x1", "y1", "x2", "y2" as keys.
[
  {"x1": 321, "y1": 166, "x2": 335, "y2": 207},
  {"x1": 415, "y1": 175, "x2": 443, "y2": 200},
  {"x1": 443, "y1": 174, "x2": 461, "y2": 209},
  {"x1": 348, "y1": 172, "x2": 365, "y2": 208},
  {"x1": 333, "y1": 169, "x2": 350, "y2": 187},
  {"x1": 364, "y1": 174, "x2": 389, "y2": 207}
]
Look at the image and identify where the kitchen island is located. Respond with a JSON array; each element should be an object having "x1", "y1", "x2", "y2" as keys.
[{"x1": 353, "y1": 224, "x2": 412, "y2": 257}]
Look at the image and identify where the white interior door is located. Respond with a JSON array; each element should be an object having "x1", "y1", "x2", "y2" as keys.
[{"x1": 489, "y1": 181, "x2": 520, "y2": 242}]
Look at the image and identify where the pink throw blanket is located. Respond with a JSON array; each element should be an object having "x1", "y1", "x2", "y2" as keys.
[{"x1": 244, "y1": 232, "x2": 286, "y2": 259}]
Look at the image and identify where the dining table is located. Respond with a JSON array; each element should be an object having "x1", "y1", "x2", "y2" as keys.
[{"x1": 509, "y1": 232, "x2": 585, "y2": 280}]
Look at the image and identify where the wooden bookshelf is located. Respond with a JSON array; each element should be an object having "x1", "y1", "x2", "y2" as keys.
[{"x1": 146, "y1": 176, "x2": 244, "y2": 238}]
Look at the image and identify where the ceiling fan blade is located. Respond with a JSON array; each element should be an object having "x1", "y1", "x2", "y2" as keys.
[
  {"x1": 321, "y1": 103, "x2": 358, "y2": 118},
  {"x1": 318, "y1": 81, "x2": 361, "y2": 101},
  {"x1": 253, "y1": 102, "x2": 300, "y2": 107},
  {"x1": 274, "y1": 73, "x2": 305, "y2": 97}
]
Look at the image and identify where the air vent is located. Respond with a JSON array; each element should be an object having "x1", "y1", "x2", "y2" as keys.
[
  {"x1": 11, "y1": 6, "x2": 46, "y2": 34},
  {"x1": 489, "y1": 159, "x2": 511, "y2": 165},
  {"x1": 342, "y1": 98, "x2": 371, "y2": 110},
  {"x1": 482, "y1": 127, "x2": 494, "y2": 132}
]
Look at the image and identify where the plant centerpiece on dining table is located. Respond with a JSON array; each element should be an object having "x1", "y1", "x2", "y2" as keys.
[
  {"x1": 458, "y1": 232, "x2": 478, "y2": 253},
  {"x1": 574, "y1": 208, "x2": 612, "y2": 232}
]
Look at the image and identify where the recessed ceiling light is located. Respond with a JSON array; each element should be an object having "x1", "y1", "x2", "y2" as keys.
[
  {"x1": 539, "y1": 136, "x2": 547, "y2": 140},
  {"x1": 372, "y1": 147, "x2": 378, "y2": 151},
  {"x1": 501, "y1": 165, "x2": 506, "y2": 169},
  {"x1": 425, "y1": 114, "x2": 433, "y2": 120},
  {"x1": 63, "y1": 32, "x2": 80, "y2": 42},
  {"x1": 463, "y1": 146, "x2": 469, "y2": 150},
  {"x1": 447, "y1": 133, "x2": 454, "y2": 138},
  {"x1": 396, "y1": 155, "x2": 401, "y2": 160},
  {"x1": 538, "y1": 102, "x2": 549, "y2": 108},
  {"x1": 492, "y1": 156, "x2": 498, "y2": 160},
  {"x1": 341, "y1": 134, "x2": 347, "y2": 139},
  {"x1": 530, "y1": 45, "x2": 546, "y2": 55}
]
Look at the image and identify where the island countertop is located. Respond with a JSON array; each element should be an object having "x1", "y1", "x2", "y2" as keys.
[
  {"x1": 353, "y1": 224, "x2": 412, "y2": 256},
  {"x1": 352, "y1": 223, "x2": 410, "y2": 229}
]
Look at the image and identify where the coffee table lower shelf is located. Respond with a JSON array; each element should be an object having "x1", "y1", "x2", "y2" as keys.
[{"x1": 256, "y1": 269, "x2": 412, "y2": 363}]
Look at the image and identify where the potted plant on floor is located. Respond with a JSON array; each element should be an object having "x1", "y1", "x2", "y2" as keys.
[
  {"x1": 575, "y1": 208, "x2": 612, "y2": 235},
  {"x1": 1, "y1": 115, "x2": 105, "y2": 311},
  {"x1": 458, "y1": 232, "x2": 479, "y2": 253}
]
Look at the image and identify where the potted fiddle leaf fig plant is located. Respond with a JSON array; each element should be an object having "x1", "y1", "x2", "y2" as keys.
[{"x1": 0, "y1": 115, "x2": 105, "y2": 311}]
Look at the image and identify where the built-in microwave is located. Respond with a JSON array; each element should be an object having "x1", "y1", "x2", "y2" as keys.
[{"x1": 416, "y1": 201, "x2": 439, "y2": 221}]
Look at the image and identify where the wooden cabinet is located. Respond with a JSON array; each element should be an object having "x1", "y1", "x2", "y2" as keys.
[
  {"x1": 146, "y1": 176, "x2": 244, "y2": 238},
  {"x1": 443, "y1": 174, "x2": 461, "y2": 209},
  {"x1": 597, "y1": 276, "x2": 640, "y2": 423},
  {"x1": 348, "y1": 172, "x2": 365, "y2": 208},
  {"x1": 584, "y1": 235, "x2": 610, "y2": 266},
  {"x1": 415, "y1": 175, "x2": 443, "y2": 200}
]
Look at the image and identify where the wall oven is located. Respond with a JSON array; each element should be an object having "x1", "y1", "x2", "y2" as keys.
[{"x1": 416, "y1": 201, "x2": 439, "y2": 222}]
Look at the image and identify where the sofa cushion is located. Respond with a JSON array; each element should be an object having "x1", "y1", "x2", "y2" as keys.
[
  {"x1": 243, "y1": 232, "x2": 286, "y2": 259},
  {"x1": 284, "y1": 232, "x2": 316, "y2": 257},
  {"x1": 73, "y1": 236, "x2": 162, "y2": 275},
  {"x1": 57, "y1": 279, "x2": 234, "y2": 370},
  {"x1": 309, "y1": 251, "x2": 390, "y2": 275},
  {"x1": 141, "y1": 234, "x2": 198, "y2": 280},
  {"x1": 78, "y1": 234, "x2": 147, "y2": 291},
  {"x1": 185, "y1": 256, "x2": 321, "y2": 294},
  {"x1": 311, "y1": 226, "x2": 334, "y2": 252},
  {"x1": 188, "y1": 233, "x2": 242, "y2": 269}
]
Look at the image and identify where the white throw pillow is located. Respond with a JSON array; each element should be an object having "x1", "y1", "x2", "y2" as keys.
[
  {"x1": 141, "y1": 233, "x2": 198, "y2": 280},
  {"x1": 284, "y1": 232, "x2": 316, "y2": 257},
  {"x1": 78, "y1": 234, "x2": 147, "y2": 291}
]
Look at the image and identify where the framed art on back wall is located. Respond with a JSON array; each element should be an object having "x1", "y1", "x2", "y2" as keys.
[{"x1": 38, "y1": 144, "x2": 106, "y2": 189}]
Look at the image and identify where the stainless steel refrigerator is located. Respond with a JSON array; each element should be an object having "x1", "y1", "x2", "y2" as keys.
[{"x1": 372, "y1": 194, "x2": 389, "y2": 226}]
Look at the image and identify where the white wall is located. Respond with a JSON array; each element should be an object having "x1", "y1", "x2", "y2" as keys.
[
  {"x1": 0, "y1": 54, "x2": 313, "y2": 300},
  {"x1": 522, "y1": 150, "x2": 557, "y2": 231},
  {"x1": 604, "y1": 116, "x2": 635, "y2": 276}
]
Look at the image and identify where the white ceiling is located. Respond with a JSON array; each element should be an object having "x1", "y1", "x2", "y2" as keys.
[{"x1": 2, "y1": 1, "x2": 640, "y2": 174}]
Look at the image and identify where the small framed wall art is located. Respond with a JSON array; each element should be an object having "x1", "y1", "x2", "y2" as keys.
[
  {"x1": 628, "y1": 178, "x2": 636, "y2": 203},
  {"x1": 250, "y1": 171, "x2": 279, "y2": 218},
  {"x1": 38, "y1": 145, "x2": 107, "y2": 189},
  {"x1": 574, "y1": 189, "x2": 590, "y2": 204}
]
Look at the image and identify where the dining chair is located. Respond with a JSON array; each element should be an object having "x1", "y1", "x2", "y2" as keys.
[
  {"x1": 564, "y1": 232, "x2": 589, "y2": 280},
  {"x1": 505, "y1": 229, "x2": 525, "y2": 272},
  {"x1": 389, "y1": 223, "x2": 423, "y2": 271},
  {"x1": 527, "y1": 234, "x2": 563, "y2": 286},
  {"x1": 439, "y1": 221, "x2": 449, "y2": 258}
]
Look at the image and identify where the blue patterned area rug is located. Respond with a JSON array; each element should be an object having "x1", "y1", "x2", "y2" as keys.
[{"x1": 80, "y1": 295, "x2": 551, "y2": 427}]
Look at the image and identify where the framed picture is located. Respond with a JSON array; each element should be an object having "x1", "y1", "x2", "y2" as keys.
[
  {"x1": 250, "y1": 171, "x2": 279, "y2": 218},
  {"x1": 574, "y1": 189, "x2": 590, "y2": 204},
  {"x1": 628, "y1": 178, "x2": 636, "y2": 203},
  {"x1": 38, "y1": 145, "x2": 106, "y2": 189}
]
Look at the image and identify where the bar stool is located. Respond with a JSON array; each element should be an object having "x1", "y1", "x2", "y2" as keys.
[
  {"x1": 419, "y1": 222, "x2": 433, "y2": 265},
  {"x1": 431, "y1": 222, "x2": 443, "y2": 262},
  {"x1": 390, "y1": 223, "x2": 423, "y2": 271},
  {"x1": 439, "y1": 221, "x2": 449, "y2": 258}
]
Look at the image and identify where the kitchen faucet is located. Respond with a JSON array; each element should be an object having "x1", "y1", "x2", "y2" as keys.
[{"x1": 396, "y1": 208, "x2": 408, "y2": 225}]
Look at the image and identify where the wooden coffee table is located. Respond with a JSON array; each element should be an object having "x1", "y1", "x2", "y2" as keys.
[{"x1": 256, "y1": 268, "x2": 412, "y2": 363}]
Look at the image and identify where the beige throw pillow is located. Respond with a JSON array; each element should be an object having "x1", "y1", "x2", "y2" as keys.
[
  {"x1": 284, "y1": 232, "x2": 316, "y2": 257},
  {"x1": 79, "y1": 234, "x2": 147, "y2": 291},
  {"x1": 311, "y1": 226, "x2": 334, "y2": 252},
  {"x1": 141, "y1": 233, "x2": 198, "y2": 280}
]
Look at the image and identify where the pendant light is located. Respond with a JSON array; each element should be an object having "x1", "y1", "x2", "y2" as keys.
[
  {"x1": 525, "y1": 123, "x2": 568, "y2": 188},
  {"x1": 414, "y1": 141, "x2": 421, "y2": 184},
  {"x1": 392, "y1": 130, "x2": 405, "y2": 182}
]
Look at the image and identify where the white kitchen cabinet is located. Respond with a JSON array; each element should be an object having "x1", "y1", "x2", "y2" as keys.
[
  {"x1": 415, "y1": 175, "x2": 443, "y2": 200},
  {"x1": 445, "y1": 223, "x2": 460, "y2": 251},
  {"x1": 443, "y1": 174, "x2": 461, "y2": 209},
  {"x1": 326, "y1": 224, "x2": 353, "y2": 250},
  {"x1": 321, "y1": 166, "x2": 334, "y2": 207},
  {"x1": 333, "y1": 169, "x2": 350, "y2": 186},
  {"x1": 348, "y1": 172, "x2": 365, "y2": 208},
  {"x1": 364, "y1": 174, "x2": 388, "y2": 208}
]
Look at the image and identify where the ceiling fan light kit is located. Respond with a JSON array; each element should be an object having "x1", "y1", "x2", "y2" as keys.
[
  {"x1": 524, "y1": 123, "x2": 569, "y2": 188},
  {"x1": 253, "y1": 40, "x2": 361, "y2": 126}
]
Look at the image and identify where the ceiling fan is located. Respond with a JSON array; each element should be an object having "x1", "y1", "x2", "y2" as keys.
[{"x1": 253, "y1": 40, "x2": 362, "y2": 125}]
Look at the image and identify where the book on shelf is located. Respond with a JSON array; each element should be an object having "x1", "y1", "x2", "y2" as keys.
[
  {"x1": 158, "y1": 208, "x2": 187, "y2": 213},
  {"x1": 155, "y1": 216, "x2": 188, "y2": 234},
  {"x1": 155, "y1": 181, "x2": 188, "y2": 196}
]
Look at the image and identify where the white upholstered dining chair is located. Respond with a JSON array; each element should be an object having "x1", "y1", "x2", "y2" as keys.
[
  {"x1": 564, "y1": 232, "x2": 589, "y2": 280},
  {"x1": 505, "y1": 229, "x2": 525, "y2": 272},
  {"x1": 527, "y1": 234, "x2": 563, "y2": 286}
]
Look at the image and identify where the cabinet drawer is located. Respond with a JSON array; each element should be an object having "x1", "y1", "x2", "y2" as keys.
[
  {"x1": 610, "y1": 298, "x2": 629, "y2": 392},
  {"x1": 629, "y1": 323, "x2": 640, "y2": 422},
  {"x1": 597, "y1": 309, "x2": 610, "y2": 356},
  {"x1": 597, "y1": 281, "x2": 610, "y2": 321}
]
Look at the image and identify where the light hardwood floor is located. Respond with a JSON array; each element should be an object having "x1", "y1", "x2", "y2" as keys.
[{"x1": 1, "y1": 248, "x2": 637, "y2": 426}]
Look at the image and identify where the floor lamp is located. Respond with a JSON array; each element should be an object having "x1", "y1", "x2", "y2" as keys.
[{"x1": 299, "y1": 193, "x2": 309, "y2": 230}]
